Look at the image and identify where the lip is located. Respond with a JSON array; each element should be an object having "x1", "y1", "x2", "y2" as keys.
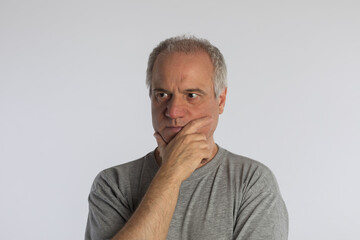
[{"x1": 165, "y1": 126, "x2": 183, "y2": 133}]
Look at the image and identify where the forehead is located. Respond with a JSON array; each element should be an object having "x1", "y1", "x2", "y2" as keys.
[{"x1": 151, "y1": 51, "x2": 214, "y2": 88}]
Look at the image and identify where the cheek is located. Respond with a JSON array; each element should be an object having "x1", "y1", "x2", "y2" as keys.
[
  {"x1": 196, "y1": 102, "x2": 219, "y2": 119},
  {"x1": 151, "y1": 104, "x2": 165, "y2": 130},
  {"x1": 196, "y1": 111, "x2": 219, "y2": 136},
  {"x1": 151, "y1": 105, "x2": 159, "y2": 127},
  {"x1": 209, "y1": 114, "x2": 219, "y2": 132},
  {"x1": 197, "y1": 120, "x2": 218, "y2": 140},
  {"x1": 198, "y1": 105, "x2": 219, "y2": 136}
]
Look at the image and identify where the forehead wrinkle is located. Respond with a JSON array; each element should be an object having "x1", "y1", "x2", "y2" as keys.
[{"x1": 151, "y1": 51, "x2": 214, "y2": 93}]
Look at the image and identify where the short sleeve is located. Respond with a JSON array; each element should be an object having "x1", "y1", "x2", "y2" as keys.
[
  {"x1": 233, "y1": 166, "x2": 289, "y2": 240},
  {"x1": 85, "y1": 171, "x2": 132, "y2": 240}
]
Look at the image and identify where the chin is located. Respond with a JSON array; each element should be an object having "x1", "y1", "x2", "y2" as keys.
[
  {"x1": 164, "y1": 131, "x2": 181, "y2": 143},
  {"x1": 163, "y1": 135, "x2": 175, "y2": 144}
]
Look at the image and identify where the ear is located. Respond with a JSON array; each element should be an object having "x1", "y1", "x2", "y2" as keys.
[{"x1": 218, "y1": 88, "x2": 227, "y2": 114}]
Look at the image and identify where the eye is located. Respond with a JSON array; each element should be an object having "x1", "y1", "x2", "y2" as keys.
[
  {"x1": 158, "y1": 92, "x2": 168, "y2": 98},
  {"x1": 155, "y1": 92, "x2": 170, "y2": 101},
  {"x1": 187, "y1": 93, "x2": 199, "y2": 99}
]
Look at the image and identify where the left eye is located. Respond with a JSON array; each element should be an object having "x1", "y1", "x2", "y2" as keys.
[{"x1": 188, "y1": 93, "x2": 198, "y2": 99}]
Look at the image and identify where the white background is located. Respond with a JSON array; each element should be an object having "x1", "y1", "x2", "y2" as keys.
[{"x1": 1, "y1": 0, "x2": 359, "y2": 239}]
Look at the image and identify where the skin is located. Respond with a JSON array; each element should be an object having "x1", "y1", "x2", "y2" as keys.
[
  {"x1": 151, "y1": 51, "x2": 226, "y2": 168},
  {"x1": 112, "y1": 51, "x2": 227, "y2": 240}
]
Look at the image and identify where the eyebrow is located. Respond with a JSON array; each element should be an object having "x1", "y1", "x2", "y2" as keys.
[
  {"x1": 153, "y1": 88, "x2": 169, "y2": 93},
  {"x1": 184, "y1": 88, "x2": 207, "y2": 95},
  {"x1": 152, "y1": 88, "x2": 207, "y2": 96}
]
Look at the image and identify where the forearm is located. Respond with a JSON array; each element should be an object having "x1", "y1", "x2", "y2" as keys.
[
  {"x1": 112, "y1": 170, "x2": 181, "y2": 240},
  {"x1": 112, "y1": 118, "x2": 213, "y2": 240}
]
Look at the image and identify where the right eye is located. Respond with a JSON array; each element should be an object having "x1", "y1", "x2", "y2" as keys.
[{"x1": 155, "y1": 92, "x2": 170, "y2": 101}]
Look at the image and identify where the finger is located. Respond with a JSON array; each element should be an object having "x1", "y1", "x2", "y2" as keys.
[
  {"x1": 179, "y1": 116, "x2": 213, "y2": 135},
  {"x1": 153, "y1": 132, "x2": 166, "y2": 148},
  {"x1": 190, "y1": 140, "x2": 212, "y2": 162}
]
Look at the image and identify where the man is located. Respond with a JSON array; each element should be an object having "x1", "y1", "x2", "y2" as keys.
[{"x1": 85, "y1": 36, "x2": 288, "y2": 240}]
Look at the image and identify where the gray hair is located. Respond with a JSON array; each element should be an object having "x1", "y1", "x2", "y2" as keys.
[{"x1": 146, "y1": 35, "x2": 227, "y2": 98}]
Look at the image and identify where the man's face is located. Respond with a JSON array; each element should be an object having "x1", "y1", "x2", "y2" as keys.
[{"x1": 151, "y1": 51, "x2": 227, "y2": 144}]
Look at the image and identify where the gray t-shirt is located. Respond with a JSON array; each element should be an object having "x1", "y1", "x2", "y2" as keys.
[{"x1": 85, "y1": 146, "x2": 288, "y2": 240}]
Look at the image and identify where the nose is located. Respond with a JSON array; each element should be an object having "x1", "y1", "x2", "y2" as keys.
[{"x1": 165, "y1": 96, "x2": 186, "y2": 119}]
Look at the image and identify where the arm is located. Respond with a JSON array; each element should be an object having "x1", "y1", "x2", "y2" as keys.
[
  {"x1": 111, "y1": 170, "x2": 181, "y2": 240},
  {"x1": 233, "y1": 167, "x2": 289, "y2": 240},
  {"x1": 111, "y1": 117, "x2": 213, "y2": 240}
]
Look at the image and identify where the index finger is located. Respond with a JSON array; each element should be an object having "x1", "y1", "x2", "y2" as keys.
[{"x1": 178, "y1": 116, "x2": 213, "y2": 136}]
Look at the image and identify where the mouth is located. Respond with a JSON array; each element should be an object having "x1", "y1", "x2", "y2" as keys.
[{"x1": 165, "y1": 126, "x2": 183, "y2": 134}]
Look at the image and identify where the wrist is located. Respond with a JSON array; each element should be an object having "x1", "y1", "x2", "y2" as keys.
[{"x1": 155, "y1": 166, "x2": 183, "y2": 187}]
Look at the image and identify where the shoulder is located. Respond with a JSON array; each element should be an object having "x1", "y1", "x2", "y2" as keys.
[
  {"x1": 221, "y1": 149, "x2": 289, "y2": 238},
  {"x1": 220, "y1": 148, "x2": 281, "y2": 194},
  {"x1": 91, "y1": 151, "x2": 157, "y2": 193}
]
